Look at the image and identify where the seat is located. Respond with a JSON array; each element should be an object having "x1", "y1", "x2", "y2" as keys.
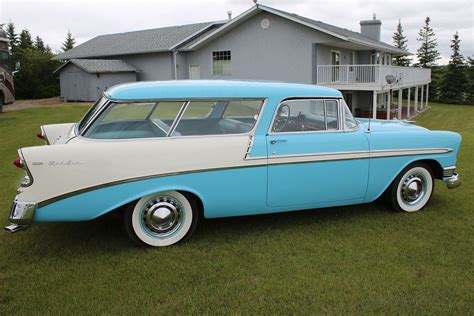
[{"x1": 218, "y1": 119, "x2": 253, "y2": 134}]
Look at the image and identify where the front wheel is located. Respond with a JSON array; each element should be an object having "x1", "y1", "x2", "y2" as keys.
[
  {"x1": 124, "y1": 191, "x2": 199, "y2": 247},
  {"x1": 388, "y1": 163, "x2": 434, "y2": 212}
]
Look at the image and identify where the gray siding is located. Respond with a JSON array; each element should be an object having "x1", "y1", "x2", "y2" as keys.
[
  {"x1": 59, "y1": 63, "x2": 137, "y2": 101},
  {"x1": 186, "y1": 12, "x2": 337, "y2": 84},
  {"x1": 120, "y1": 53, "x2": 173, "y2": 81}
]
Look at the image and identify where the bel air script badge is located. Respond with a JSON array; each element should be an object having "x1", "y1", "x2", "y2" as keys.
[{"x1": 48, "y1": 160, "x2": 83, "y2": 166}]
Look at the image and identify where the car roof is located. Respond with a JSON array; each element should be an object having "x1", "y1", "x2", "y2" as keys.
[{"x1": 105, "y1": 80, "x2": 342, "y2": 101}]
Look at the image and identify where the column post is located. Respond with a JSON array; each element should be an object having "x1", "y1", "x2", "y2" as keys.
[
  {"x1": 407, "y1": 87, "x2": 411, "y2": 118},
  {"x1": 387, "y1": 91, "x2": 391, "y2": 120},
  {"x1": 425, "y1": 84, "x2": 429, "y2": 109},
  {"x1": 372, "y1": 91, "x2": 377, "y2": 119},
  {"x1": 420, "y1": 84, "x2": 424, "y2": 110},
  {"x1": 414, "y1": 86, "x2": 419, "y2": 112},
  {"x1": 398, "y1": 89, "x2": 402, "y2": 119}
]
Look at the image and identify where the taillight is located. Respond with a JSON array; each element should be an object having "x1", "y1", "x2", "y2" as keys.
[
  {"x1": 37, "y1": 132, "x2": 44, "y2": 140},
  {"x1": 13, "y1": 157, "x2": 24, "y2": 168}
]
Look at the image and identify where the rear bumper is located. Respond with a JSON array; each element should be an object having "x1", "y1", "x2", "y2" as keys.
[{"x1": 4, "y1": 200, "x2": 36, "y2": 233}]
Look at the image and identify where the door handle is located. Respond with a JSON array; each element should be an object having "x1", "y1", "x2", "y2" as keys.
[{"x1": 270, "y1": 139, "x2": 287, "y2": 145}]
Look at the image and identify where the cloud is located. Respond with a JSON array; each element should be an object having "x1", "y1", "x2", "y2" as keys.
[{"x1": 1, "y1": 0, "x2": 472, "y2": 63}]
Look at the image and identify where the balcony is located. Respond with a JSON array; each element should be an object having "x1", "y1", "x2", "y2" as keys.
[{"x1": 316, "y1": 65, "x2": 431, "y2": 91}]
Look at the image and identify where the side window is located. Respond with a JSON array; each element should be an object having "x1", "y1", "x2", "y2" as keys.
[
  {"x1": 325, "y1": 100, "x2": 338, "y2": 130},
  {"x1": 174, "y1": 100, "x2": 263, "y2": 136},
  {"x1": 223, "y1": 100, "x2": 261, "y2": 119},
  {"x1": 271, "y1": 99, "x2": 339, "y2": 133}
]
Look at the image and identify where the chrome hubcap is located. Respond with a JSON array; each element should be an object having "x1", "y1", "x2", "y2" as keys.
[
  {"x1": 142, "y1": 197, "x2": 182, "y2": 237},
  {"x1": 401, "y1": 174, "x2": 426, "y2": 204}
]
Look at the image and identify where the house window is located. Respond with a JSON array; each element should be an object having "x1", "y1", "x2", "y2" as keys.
[{"x1": 212, "y1": 51, "x2": 231, "y2": 75}]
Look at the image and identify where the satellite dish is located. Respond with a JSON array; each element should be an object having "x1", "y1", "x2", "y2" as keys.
[{"x1": 385, "y1": 75, "x2": 397, "y2": 85}]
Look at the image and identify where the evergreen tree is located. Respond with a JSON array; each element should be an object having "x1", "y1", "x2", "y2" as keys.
[
  {"x1": 416, "y1": 17, "x2": 440, "y2": 68},
  {"x1": 5, "y1": 22, "x2": 18, "y2": 51},
  {"x1": 439, "y1": 32, "x2": 467, "y2": 104},
  {"x1": 466, "y1": 57, "x2": 474, "y2": 104},
  {"x1": 392, "y1": 19, "x2": 410, "y2": 66},
  {"x1": 34, "y1": 36, "x2": 46, "y2": 52},
  {"x1": 62, "y1": 30, "x2": 75, "y2": 52},
  {"x1": 18, "y1": 29, "x2": 33, "y2": 50}
]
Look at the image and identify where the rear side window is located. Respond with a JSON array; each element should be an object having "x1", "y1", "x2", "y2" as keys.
[
  {"x1": 271, "y1": 99, "x2": 339, "y2": 133},
  {"x1": 174, "y1": 100, "x2": 263, "y2": 136},
  {"x1": 84, "y1": 101, "x2": 184, "y2": 139}
]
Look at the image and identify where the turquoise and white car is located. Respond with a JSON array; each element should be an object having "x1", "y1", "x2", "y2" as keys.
[{"x1": 6, "y1": 80, "x2": 461, "y2": 247}]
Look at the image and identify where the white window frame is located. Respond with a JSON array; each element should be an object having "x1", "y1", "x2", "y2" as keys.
[{"x1": 212, "y1": 50, "x2": 232, "y2": 76}]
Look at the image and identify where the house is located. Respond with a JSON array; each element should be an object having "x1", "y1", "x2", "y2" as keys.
[{"x1": 54, "y1": 4, "x2": 431, "y2": 119}]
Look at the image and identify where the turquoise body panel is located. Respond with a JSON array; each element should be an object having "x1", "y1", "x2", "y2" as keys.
[{"x1": 31, "y1": 81, "x2": 461, "y2": 222}]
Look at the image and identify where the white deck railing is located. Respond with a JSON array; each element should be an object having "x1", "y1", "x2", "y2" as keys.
[{"x1": 316, "y1": 65, "x2": 431, "y2": 87}]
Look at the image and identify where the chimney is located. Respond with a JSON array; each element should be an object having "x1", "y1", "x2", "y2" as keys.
[
  {"x1": 360, "y1": 13, "x2": 381, "y2": 41},
  {"x1": 227, "y1": 11, "x2": 232, "y2": 21}
]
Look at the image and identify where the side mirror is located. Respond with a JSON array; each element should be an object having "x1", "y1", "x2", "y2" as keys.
[{"x1": 15, "y1": 62, "x2": 21, "y2": 71}]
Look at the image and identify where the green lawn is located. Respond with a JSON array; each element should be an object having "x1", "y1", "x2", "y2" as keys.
[{"x1": 0, "y1": 103, "x2": 472, "y2": 314}]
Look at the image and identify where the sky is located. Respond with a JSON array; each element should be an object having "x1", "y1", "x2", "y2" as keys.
[{"x1": 0, "y1": 0, "x2": 472, "y2": 65}]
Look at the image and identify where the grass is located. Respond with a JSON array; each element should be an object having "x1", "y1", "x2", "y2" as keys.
[{"x1": 0, "y1": 103, "x2": 473, "y2": 314}]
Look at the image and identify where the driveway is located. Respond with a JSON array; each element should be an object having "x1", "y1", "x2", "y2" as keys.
[{"x1": 2, "y1": 97, "x2": 91, "y2": 112}]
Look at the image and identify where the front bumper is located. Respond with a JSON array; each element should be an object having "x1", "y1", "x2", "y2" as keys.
[
  {"x1": 443, "y1": 166, "x2": 461, "y2": 189},
  {"x1": 4, "y1": 199, "x2": 37, "y2": 233},
  {"x1": 445, "y1": 173, "x2": 461, "y2": 189}
]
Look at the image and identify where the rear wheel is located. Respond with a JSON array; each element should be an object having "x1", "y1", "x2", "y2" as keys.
[
  {"x1": 388, "y1": 163, "x2": 434, "y2": 212},
  {"x1": 124, "y1": 191, "x2": 199, "y2": 247}
]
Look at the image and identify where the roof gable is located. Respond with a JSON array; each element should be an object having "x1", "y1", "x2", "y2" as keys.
[
  {"x1": 186, "y1": 5, "x2": 409, "y2": 55},
  {"x1": 54, "y1": 59, "x2": 137, "y2": 74}
]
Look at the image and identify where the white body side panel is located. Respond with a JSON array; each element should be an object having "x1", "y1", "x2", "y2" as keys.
[{"x1": 20, "y1": 135, "x2": 262, "y2": 203}]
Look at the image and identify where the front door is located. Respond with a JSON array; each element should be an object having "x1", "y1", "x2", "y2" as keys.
[
  {"x1": 331, "y1": 51, "x2": 340, "y2": 82},
  {"x1": 189, "y1": 65, "x2": 200, "y2": 80},
  {"x1": 266, "y1": 98, "x2": 369, "y2": 207}
]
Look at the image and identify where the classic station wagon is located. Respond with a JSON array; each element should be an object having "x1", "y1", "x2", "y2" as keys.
[{"x1": 6, "y1": 80, "x2": 461, "y2": 247}]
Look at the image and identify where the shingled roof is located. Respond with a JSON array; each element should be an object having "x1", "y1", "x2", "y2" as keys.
[
  {"x1": 54, "y1": 59, "x2": 137, "y2": 74},
  {"x1": 55, "y1": 22, "x2": 219, "y2": 60}
]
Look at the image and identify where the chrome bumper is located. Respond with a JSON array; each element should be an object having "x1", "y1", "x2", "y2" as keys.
[
  {"x1": 445, "y1": 173, "x2": 461, "y2": 189},
  {"x1": 4, "y1": 200, "x2": 36, "y2": 233}
]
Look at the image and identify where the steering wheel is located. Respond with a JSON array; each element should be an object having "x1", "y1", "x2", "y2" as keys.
[{"x1": 273, "y1": 104, "x2": 290, "y2": 132}]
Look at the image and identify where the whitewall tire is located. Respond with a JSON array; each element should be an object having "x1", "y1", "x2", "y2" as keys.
[
  {"x1": 124, "y1": 191, "x2": 199, "y2": 247},
  {"x1": 388, "y1": 163, "x2": 434, "y2": 212}
]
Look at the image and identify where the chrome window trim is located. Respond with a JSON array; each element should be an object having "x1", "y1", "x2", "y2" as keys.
[
  {"x1": 341, "y1": 98, "x2": 360, "y2": 132},
  {"x1": 76, "y1": 98, "x2": 267, "y2": 141},
  {"x1": 167, "y1": 101, "x2": 189, "y2": 136},
  {"x1": 78, "y1": 97, "x2": 109, "y2": 135},
  {"x1": 267, "y1": 97, "x2": 343, "y2": 135}
]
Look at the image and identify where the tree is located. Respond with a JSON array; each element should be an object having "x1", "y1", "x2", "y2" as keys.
[
  {"x1": 34, "y1": 36, "x2": 46, "y2": 52},
  {"x1": 18, "y1": 29, "x2": 33, "y2": 50},
  {"x1": 466, "y1": 57, "x2": 474, "y2": 104},
  {"x1": 416, "y1": 17, "x2": 440, "y2": 68},
  {"x1": 392, "y1": 19, "x2": 410, "y2": 66},
  {"x1": 439, "y1": 32, "x2": 467, "y2": 104},
  {"x1": 62, "y1": 30, "x2": 75, "y2": 52},
  {"x1": 5, "y1": 22, "x2": 18, "y2": 52}
]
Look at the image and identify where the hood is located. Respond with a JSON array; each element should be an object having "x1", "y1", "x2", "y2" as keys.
[{"x1": 357, "y1": 119, "x2": 428, "y2": 132}]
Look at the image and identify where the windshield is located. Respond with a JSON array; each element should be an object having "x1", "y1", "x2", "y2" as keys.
[{"x1": 78, "y1": 97, "x2": 108, "y2": 134}]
